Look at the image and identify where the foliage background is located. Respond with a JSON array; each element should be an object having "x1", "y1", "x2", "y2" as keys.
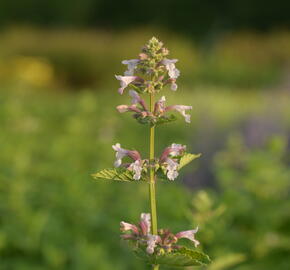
[{"x1": 0, "y1": 1, "x2": 290, "y2": 270}]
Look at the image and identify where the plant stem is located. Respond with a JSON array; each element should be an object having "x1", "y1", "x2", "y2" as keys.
[{"x1": 149, "y1": 93, "x2": 159, "y2": 270}]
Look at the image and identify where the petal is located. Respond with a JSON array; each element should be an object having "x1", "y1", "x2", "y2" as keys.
[
  {"x1": 129, "y1": 90, "x2": 141, "y2": 104},
  {"x1": 116, "y1": 105, "x2": 129, "y2": 113},
  {"x1": 176, "y1": 227, "x2": 200, "y2": 247},
  {"x1": 146, "y1": 234, "x2": 160, "y2": 254},
  {"x1": 140, "y1": 213, "x2": 151, "y2": 235},
  {"x1": 171, "y1": 82, "x2": 178, "y2": 91},
  {"x1": 128, "y1": 160, "x2": 143, "y2": 180},
  {"x1": 112, "y1": 143, "x2": 129, "y2": 167},
  {"x1": 172, "y1": 105, "x2": 192, "y2": 123},
  {"x1": 120, "y1": 221, "x2": 139, "y2": 234},
  {"x1": 115, "y1": 75, "x2": 137, "y2": 95}
]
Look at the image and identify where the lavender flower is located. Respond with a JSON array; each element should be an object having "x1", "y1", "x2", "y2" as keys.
[
  {"x1": 128, "y1": 160, "x2": 143, "y2": 180},
  {"x1": 112, "y1": 143, "x2": 144, "y2": 179},
  {"x1": 159, "y1": 143, "x2": 186, "y2": 180},
  {"x1": 153, "y1": 97, "x2": 192, "y2": 123},
  {"x1": 165, "y1": 158, "x2": 179, "y2": 180},
  {"x1": 169, "y1": 105, "x2": 192, "y2": 123},
  {"x1": 122, "y1": 59, "x2": 139, "y2": 75},
  {"x1": 162, "y1": 59, "x2": 180, "y2": 79}
]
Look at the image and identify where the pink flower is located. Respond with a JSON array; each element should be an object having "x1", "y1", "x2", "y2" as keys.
[
  {"x1": 165, "y1": 105, "x2": 192, "y2": 123},
  {"x1": 165, "y1": 158, "x2": 179, "y2": 180},
  {"x1": 160, "y1": 143, "x2": 186, "y2": 180},
  {"x1": 140, "y1": 213, "x2": 151, "y2": 235},
  {"x1": 122, "y1": 59, "x2": 139, "y2": 76},
  {"x1": 128, "y1": 160, "x2": 143, "y2": 180},
  {"x1": 162, "y1": 59, "x2": 180, "y2": 79},
  {"x1": 120, "y1": 221, "x2": 139, "y2": 234},
  {"x1": 160, "y1": 143, "x2": 186, "y2": 162},
  {"x1": 112, "y1": 143, "x2": 141, "y2": 168},
  {"x1": 115, "y1": 75, "x2": 138, "y2": 94},
  {"x1": 176, "y1": 227, "x2": 200, "y2": 247},
  {"x1": 172, "y1": 105, "x2": 192, "y2": 123},
  {"x1": 146, "y1": 234, "x2": 161, "y2": 254},
  {"x1": 116, "y1": 104, "x2": 142, "y2": 113}
]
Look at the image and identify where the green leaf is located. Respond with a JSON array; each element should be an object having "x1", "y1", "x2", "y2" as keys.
[
  {"x1": 178, "y1": 153, "x2": 201, "y2": 170},
  {"x1": 134, "y1": 246, "x2": 210, "y2": 267},
  {"x1": 155, "y1": 114, "x2": 177, "y2": 126},
  {"x1": 134, "y1": 114, "x2": 177, "y2": 126},
  {"x1": 91, "y1": 168, "x2": 147, "y2": 182}
]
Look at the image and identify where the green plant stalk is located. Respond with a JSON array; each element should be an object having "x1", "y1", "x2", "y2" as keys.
[{"x1": 149, "y1": 93, "x2": 159, "y2": 270}]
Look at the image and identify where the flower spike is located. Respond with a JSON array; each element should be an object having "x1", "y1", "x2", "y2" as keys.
[{"x1": 93, "y1": 37, "x2": 210, "y2": 266}]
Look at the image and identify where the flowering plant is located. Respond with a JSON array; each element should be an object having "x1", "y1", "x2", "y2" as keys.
[{"x1": 92, "y1": 37, "x2": 210, "y2": 269}]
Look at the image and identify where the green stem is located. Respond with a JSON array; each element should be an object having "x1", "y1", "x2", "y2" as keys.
[{"x1": 149, "y1": 93, "x2": 159, "y2": 270}]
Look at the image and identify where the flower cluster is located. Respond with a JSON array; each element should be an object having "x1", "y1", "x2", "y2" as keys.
[
  {"x1": 115, "y1": 37, "x2": 180, "y2": 96},
  {"x1": 120, "y1": 213, "x2": 199, "y2": 255},
  {"x1": 117, "y1": 91, "x2": 192, "y2": 125},
  {"x1": 112, "y1": 143, "x2": 187, "y2": 181}
]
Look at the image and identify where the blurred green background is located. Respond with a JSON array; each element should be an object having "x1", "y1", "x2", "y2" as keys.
[{"x1": 0, "y1": 1, "x2": 290, "y2": 269}]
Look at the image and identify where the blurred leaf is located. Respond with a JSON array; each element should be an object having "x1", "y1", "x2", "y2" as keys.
[
  {"x1": 134, "y1": 114, "x2": 177, "y2": 126},
  {"x1": 178, "y1": 153, "x2": 201, "y2": 170},
  {"x1": 134, "y1": 246, "x2": 210, "y2": 267},
  {"x1": 155, "y1": 115, "x2": 177, "y2": 126},
  {"x1": 91, "y1": 168, "x2": 147, "y2": 182},
  {"x1": 208, "y1": 253, "x2": 246, "y2": 270}
]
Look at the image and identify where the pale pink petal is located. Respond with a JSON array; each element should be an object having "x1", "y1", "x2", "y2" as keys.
[
  {"x1": 128, "y1": 160, "x2": 143, "y2": 180},
  {"x1": 115, "y1": 75, "x2": 137, "y2": 94},
  {"x1": 120, "y1": 221, "x2": 139, "y2": 234},
  {"x1": 162, "y1": 58, "x2": 180, "y2": 79},
  {"x1": 165, "y1": 158, "x2": 179, "y2": 180},
  {"x1": 146, "y1": 234, "x2": 161, "y2": 254},
  {"x1": 176, "y1": 227, "x2": 200, "y2": 247},
  {"x1": 170, "y1": 105, "x2": 192, "y2": 123},
  {"x1": 116, "y1": 105, "x2": 129, "y2": 113},
  {"x1": 140, "y1": 213, "x2": 151, "y2": 235}
]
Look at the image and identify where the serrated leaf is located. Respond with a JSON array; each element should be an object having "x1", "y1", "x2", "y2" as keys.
[
  {"x1": 178, "y1": 153, "x2": 201, "y2": 170},
  {"x1": 91, "y1": 168, "x2": 147, "y2": 182},
  {"x1": 134, "y1": 246, "x2": 210, "y2": 267}
]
